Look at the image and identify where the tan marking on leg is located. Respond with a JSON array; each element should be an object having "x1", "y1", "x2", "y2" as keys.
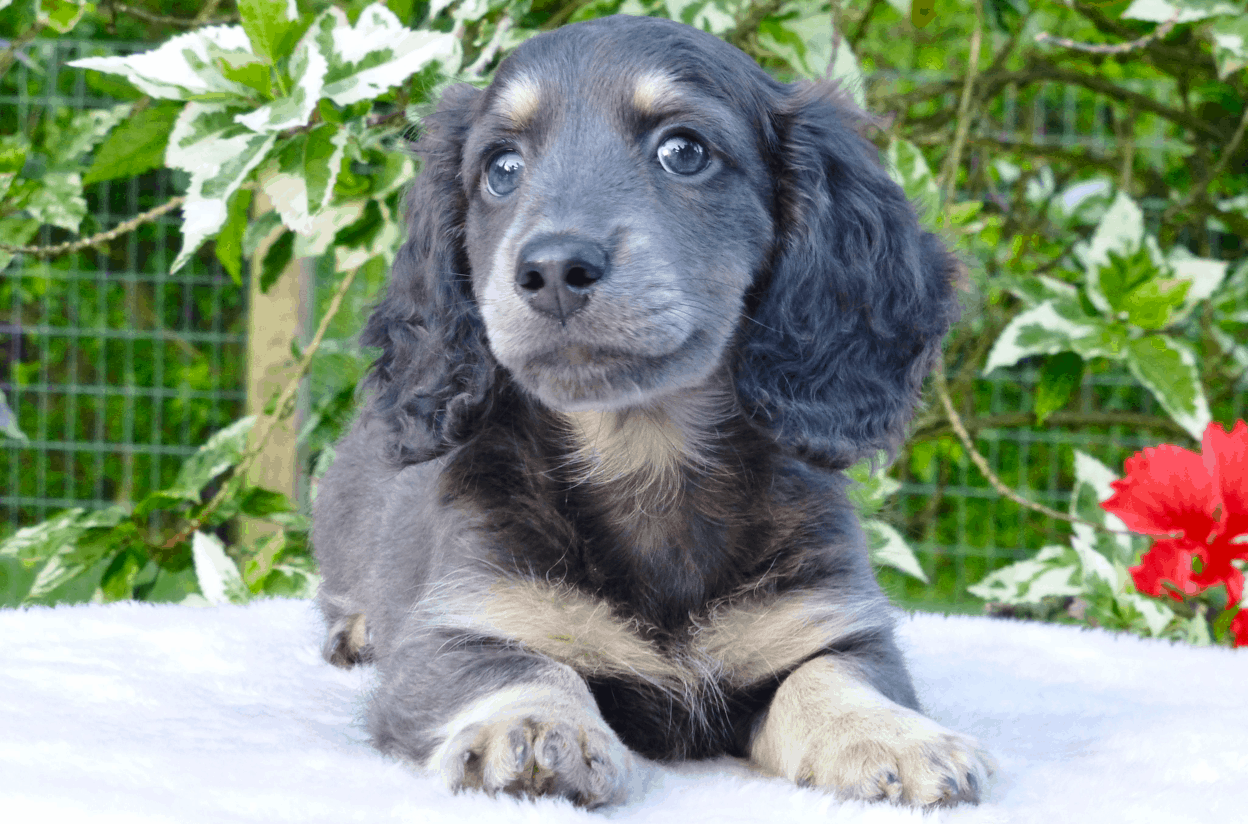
[
  {"x1": 694, "y1": 595, "x2": 892, "y2": 686},
  {"x1": 419, "y1": 576, "x2": 689, "y2": 688},
  {"x1": 750, "y1": 657, "x2": 993, "y2": 807},
  {"x1": 494, "y1": 75, "x2": 543, "y2": 129},
  {"x1": 631, "y1": 71, "x2": 683, "y2": 115}
]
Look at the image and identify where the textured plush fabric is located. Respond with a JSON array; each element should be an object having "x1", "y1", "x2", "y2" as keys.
[{"x1": 1, "y1": 598, "x2": 1243, "y2": 823}]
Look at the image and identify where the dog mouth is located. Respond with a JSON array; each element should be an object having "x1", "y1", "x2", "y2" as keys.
[{"x1": 510, "y1": 332, "x2": 716, "y2": 410}]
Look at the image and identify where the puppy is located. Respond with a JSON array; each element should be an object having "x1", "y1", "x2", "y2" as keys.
[{"x1": 313, "y1": 14, "x2": 989, "y2": 809}]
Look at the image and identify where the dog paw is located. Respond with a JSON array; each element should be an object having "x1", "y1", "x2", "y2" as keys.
[
  {"x1": 432, "y1": 678, "x2": 634, "y2": 808},
  {"x1": 750, "y1": 658, "x2": 993, "y2": 808},
  {"x1": 796, "y1": 707, "x2": 991, "y2": 807}
]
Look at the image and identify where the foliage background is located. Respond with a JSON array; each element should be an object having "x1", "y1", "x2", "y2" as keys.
[{"x1": 1, "y1": 0, "x2": 1245, "y2": 642}]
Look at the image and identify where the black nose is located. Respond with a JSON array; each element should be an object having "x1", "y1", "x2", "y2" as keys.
[{"x1": 515, "y1": 235, "x2": 608, "y2": 320}]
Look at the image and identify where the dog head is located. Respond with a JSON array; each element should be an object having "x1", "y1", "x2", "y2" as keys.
[{"x1": 362, "y1": 15, "x2": 961, "y2": 470}]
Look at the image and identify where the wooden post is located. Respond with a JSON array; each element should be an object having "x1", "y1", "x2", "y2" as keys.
[{"x1": 241, "y1": 190, "x2": 308, "y2": 548}]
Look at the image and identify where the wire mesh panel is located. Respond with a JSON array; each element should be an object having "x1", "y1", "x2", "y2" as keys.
[{"x1": 0, "y1": 40, "x2": 247, "y2": 537}]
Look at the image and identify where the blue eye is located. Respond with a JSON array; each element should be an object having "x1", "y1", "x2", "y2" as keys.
[
  {"x1": 486, "y1": 151, "x2": 525, "y2": 196},
  {"x1": 657, "y1": 135, "x2": 709, "y2": 176}
]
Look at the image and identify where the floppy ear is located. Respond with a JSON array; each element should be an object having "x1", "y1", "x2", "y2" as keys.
[
  {"x1": 735, "y1": 81, "x2": 962, "y2": 470},
  {"x1": 360, "y1": 83, "x2": 495, "y2": 465}
]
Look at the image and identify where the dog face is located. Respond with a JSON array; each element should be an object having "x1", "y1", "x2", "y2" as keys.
[
  {"x1": 362, "y1": 14, "x2": 962, "y2": 469},
  {"x1": 460, "y1": 31, "x2": 774, "y2": 411}
]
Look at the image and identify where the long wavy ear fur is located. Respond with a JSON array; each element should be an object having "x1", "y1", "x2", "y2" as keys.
[
  {"x1": 736, "y1": 81, "x2": 962, "y2": 470},
  {"x1": 360, "y1": 83, "x2": 494, "y2": 464}
]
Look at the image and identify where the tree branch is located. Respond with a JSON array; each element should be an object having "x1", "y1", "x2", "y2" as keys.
[{"x1": 0, "y1": 196, "x2": 186, "y2": 258}]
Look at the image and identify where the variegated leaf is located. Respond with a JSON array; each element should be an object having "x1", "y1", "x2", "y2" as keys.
[
  {"x1": 1082, "y1": 192, "x2": 1144, "y2": 313},
  {"x1": 234, "y1": 28, "x2": 327, "y2": 133},
  {"x1": 259, "y1": 123, "x2": 348, "y2": 234},
  {"x1": 70, "y1": 26, "x2": 258, "y2": 101},
  {"x1": 166, "y1": 103, "x2": 276, "y2": 271},
  {"x1": 316, "y1": 4, "x2": 461, "y2": 106},
  {"x1": 1124, "y1": 336, "x2": 1211, "y2": 440},
  {"x1": 983, "y1": 300, "x2": 1127, "y2": 373}
]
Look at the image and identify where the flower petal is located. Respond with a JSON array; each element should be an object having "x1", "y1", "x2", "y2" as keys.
[
  {"x1": 1128, "y1": 538, "x2": 1203, "y2": 601},
  {"x1": 1102, "y1": 444, "x2": 1217, "y2": 537},
  {"x1": 1190, "y1": 542, "x2": 1244, "y2": 606},
  {"x1": 1230, "y1": 608, "x2": 1248, "y2": 649},
  {"x1": 1202, "y1": 419, "x2": 1248, "y2": 542}
]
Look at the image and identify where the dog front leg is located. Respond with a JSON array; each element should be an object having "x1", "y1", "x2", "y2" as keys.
[
  {"x1": 749, "y1": 655, "x2": 992, "y2": 807},
  {"x1": 369, "y1": 643, "x2": 636, "y2": 808}
]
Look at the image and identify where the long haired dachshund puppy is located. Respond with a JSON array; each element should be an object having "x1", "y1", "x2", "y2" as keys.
[{"x1": 314, "y1": 14, "x2": 990, "y2": 809}]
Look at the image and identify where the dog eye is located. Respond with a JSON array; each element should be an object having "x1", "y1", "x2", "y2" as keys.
[
  {"x1": 657, "y1": 135, "x2": 709, "y2": 176},
  {"x1": 486, "y1": 151, "x2": 525, "y2": 196}
]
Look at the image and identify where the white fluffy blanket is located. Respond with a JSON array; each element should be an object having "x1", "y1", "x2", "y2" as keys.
[{"x1": 1, "y1": 599, "x2": 1243, "y2": 823}]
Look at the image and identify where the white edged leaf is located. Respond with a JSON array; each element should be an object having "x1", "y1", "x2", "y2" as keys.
[
  {"x1": 864, "y1": 520, "x2": 928, "y2": 583},
  {"x1": 1168, "y1": 247, "x2": 1229, "y2": 314},
  {"x1": 237, "y1": 0, "x2": 301, "y2": 63},
  {"x1": 983, "y1": 300, "x2": 1126, "y2": 373},
  {"x1": 69, "y1": 26, "x2": 257, "y2": 101},
  {"x1": 166, "y1": 102, "x2": 277, "y2": 272},
  {"x1": 234, "y1": 30, "x2": 327, "y2": 133},
  {"x1": 1122, "y1": 0, "x2": 1239, "y2": 23},
  {"x1": 1211, "y1": 14, "x2": 1248, "y2": 77},
  {"x1": 968, "y1": 546, "x2": 1082, "y2": 604},
  {"x1": 887, "y1": 139, "x2": 940, "y2": 222},
  {"x1": 259, "y1": 123, "x2": 348, "y2": 234},
  {"x1": 1082, "y1": 192, "x2": 1144, "y2": 312},
  {"x1": 1121, "y1": 592, "x2": 1175, "y2": 636},
  {"x1": 316, "y1": 4, "x2": 461, "y2": 106},
  {"x1": 23, "y1": 171, "x2": 87, "y2": 232},
  {"x1": 1124, "y1": 335, "x2": 1211, "y2": 440},
  {"x1": 191, "y1": 531, "x2": 249, "y2": 606}
]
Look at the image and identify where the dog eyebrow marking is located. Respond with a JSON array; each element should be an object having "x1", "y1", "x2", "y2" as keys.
[
  {"x1": 631, "y1": 70, "x2": 684, "y2": 116},
  {"x1": 494, "y1": 74, "x2": 544, "y2": 129},
  {"x1": 421, "y1": 575, "x2": 893, "y2": 692}
]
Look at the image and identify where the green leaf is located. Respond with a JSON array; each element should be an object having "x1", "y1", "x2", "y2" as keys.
[
  {"x1": 83, "y1": 102, "x2": 181, "y2": 185},
  {"x1": 100, "y1": 547, "x2": 146, "y2": 602},
  {"x1": 235, "y1": 24, "x2": 328, "y2": 133},
  {"x1": 316, "y1": 4, "x2": 461, "y2": 106},
  {"x1": 238, "y1": 486, "x2": 292, "y2": 517},
  {"x1": 215, "y1": 187, "x2": 253, "y2": 286},
  {"x1": 165, "y1": 416, "x2": 257, "y2": 503},
  {"x1": 1119, "y1": 277, "x2": 1190, "y2": 330},
  {"x1": 238, "y1": 0, "x2": 302, "y2": 63},
  {"x1": 1034, "y1": 352, "x2": 1083, "y2": 424},
  {"x1": 0, "y1": 507, "x2": 125, "y2": 564},
  {"x1": 1124, "y1": 336, "x2": 1211, "y2": 440},
  {"x1": 191, "y1": 531, "x2": 251, "y2": 605},
  {"x1": 214, "y1": 50, "x2": 273, "y2": 97},
  {"x1": 166, "y1": 102, "x2": 277, "y2": 272},
  {"x1": 261, "y1": 229, "x2": 295, "y2": 292},
  {"x1": 0, "y1": 216, "x2": 40, "y2": 271},
  {"x1": 864, "y1": 520, "x2": 929, "y2": 583}
]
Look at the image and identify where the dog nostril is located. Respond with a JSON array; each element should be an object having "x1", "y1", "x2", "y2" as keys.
[
  {"x1": 517, "y1": 269, "x2": 545, "y2": 292},
  {"x1": 565, "y1": 266, "x2": 599, "y2": 289}
]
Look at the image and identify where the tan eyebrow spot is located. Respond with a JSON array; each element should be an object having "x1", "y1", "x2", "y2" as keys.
[
  {"x1": 632, "y1": 71, "x2": 683, "y2": 115},
  {"x1": 495, "y1": 75, "x2": 543, "y2": 128}
]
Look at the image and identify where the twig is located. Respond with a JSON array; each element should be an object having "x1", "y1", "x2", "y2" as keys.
[
  {"x1": 930, "y1": 359, "x2": 1133, "y2": 536},
  {"x1": 1162, "y1": 103, "x2": 1248, "y2": 225},
  {"x1": 938, "y1": 0, "x2": 985, "y2": 214},
  {"x1": 0, "y1": 196, "x2": 186, "y2": 258},
  {"x1": 1036, "y1": 10, "x2": 1180, "y2": 55},
  {"x1": 162, "y1": 260, "x2": 363, "y2": 549},
  {"x1": 108, "y1": 2, "x2": 237, "y2": 27}
]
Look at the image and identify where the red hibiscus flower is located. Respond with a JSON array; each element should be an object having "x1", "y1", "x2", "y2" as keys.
[{"x1": 1101, "y1": 420, "x2": 1248, "y2": 647}]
